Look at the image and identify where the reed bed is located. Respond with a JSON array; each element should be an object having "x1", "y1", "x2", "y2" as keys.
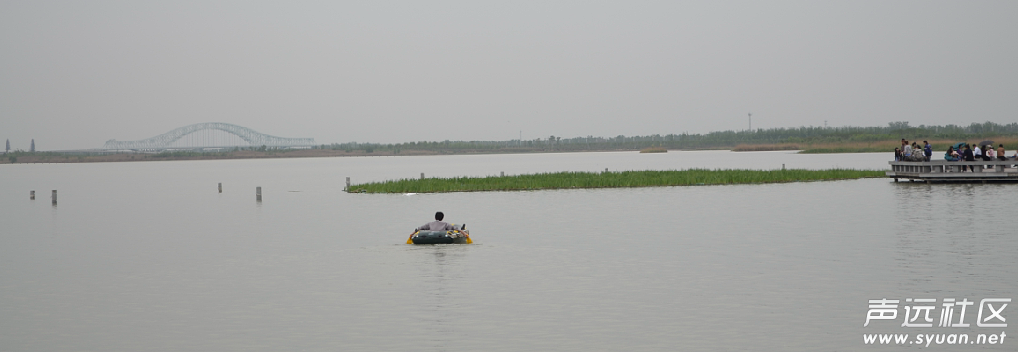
[
  {"x1": 798, "y1": 138, "x2": 1018, "y2": 154},
  {"x1": 685, "y1": 138, "x2": 1017, "y2": 154},
  {"x1": 346, "y1": 169, "x2": 886, "y2": 193},
  {"x1": 639, "y1": 147, "x2": 668, "y2": 153},
  {"x1": 732, "y1": 144, "x2": 801, "y2": 152}
]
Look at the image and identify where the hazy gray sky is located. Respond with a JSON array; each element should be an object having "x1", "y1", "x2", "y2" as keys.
[{"x1": 2, "y1": 1, "x2": 1016, "y2": 150}]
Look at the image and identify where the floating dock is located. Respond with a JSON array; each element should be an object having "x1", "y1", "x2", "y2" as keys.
[{"x1": 887, "y1": 160, "x2": 1018, "y2": 183}]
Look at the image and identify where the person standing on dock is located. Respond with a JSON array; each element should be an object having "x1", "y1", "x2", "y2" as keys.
[
  {"x1": 923, "y1": 141, "x2": 932, "y2": 161},
  {"x1": 962, "y1": 145, "x2": 975, "y2": 171}
]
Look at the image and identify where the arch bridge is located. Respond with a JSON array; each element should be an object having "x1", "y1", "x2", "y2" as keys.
[{"x1": 103, "y1": 123, "x2": 315, "y2": 151}]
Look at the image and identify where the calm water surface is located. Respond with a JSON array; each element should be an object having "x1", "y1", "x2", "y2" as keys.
[{"x1": 1, "y1": 151, "x2": 1014, "y2": 351}]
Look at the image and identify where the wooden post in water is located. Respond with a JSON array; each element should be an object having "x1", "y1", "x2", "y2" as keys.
[
  {"x1": 256, "y1": 187, "x2": 262, "y2": 201},
  {"x1": 30, "y1": 190, "x2": 35, "y2": 200},
  {"x1": 51, "y1": 190, "x2": 57, "y2": 205},
  {"x1": 218, "y1": 183, "x2": 222, "y2": 193}
]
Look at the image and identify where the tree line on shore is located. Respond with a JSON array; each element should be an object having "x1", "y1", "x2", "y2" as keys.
[
  {"x1": 5, "y1": 121, "x2": 1017, "y2": 161},
  {"x1": 319, "y1": 121, "x2": 1018, "y2": 153}
]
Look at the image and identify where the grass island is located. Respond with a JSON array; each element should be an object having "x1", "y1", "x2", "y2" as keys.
[{"x1": 345, "y1": 169, "x2": 885, "y2": 193}]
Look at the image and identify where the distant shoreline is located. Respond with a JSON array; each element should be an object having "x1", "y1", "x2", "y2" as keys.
[
  {"x1": 0, "y1": 147, "x2": 800, "y2": 164},
  {"x1": 733, "y1": 138, "x2": 1018, "y2": 154},
  {"x1": 4, "y1": 136, "x2": 1015, "y2": 164},
  {"x1": 0, "y1": 148, "x2": 568, "y2": 164}
]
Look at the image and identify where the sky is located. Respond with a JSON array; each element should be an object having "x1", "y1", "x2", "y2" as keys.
[{"x1": 2, "y1": 1, "x2": 1017, "y2": 150}]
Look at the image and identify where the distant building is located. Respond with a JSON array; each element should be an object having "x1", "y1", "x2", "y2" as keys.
[
  {"x1": 4, "y1": 139, "x2": 8, "y2": 153},
  {"x1": 30, "y1": 139, "x2": 35, "y2": 152}
]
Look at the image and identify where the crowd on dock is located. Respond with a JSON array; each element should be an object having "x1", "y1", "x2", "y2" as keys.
[
  {"x1": 894, "y1": 139, "x2": 1017, "y2": 166},
  {"x1": 894, "y1": 140, "x2": 934, "y2": 162}
]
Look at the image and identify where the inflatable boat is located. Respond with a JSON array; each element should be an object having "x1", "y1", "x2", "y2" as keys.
[{"x1": 407, "y1": 229, "x2": 473, "y2": 244}]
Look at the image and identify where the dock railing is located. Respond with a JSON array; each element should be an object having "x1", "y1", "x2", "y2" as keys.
[{"x1": 887, "y1": 159, "x2": 1018, "y2": 183}]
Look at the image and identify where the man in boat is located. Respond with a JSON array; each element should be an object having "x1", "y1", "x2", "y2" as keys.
[{"x1": 415, "y1": 211, "x2": 461, "y2": 232}]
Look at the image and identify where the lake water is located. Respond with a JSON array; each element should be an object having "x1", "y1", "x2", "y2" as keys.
[{"x1": 1, "y1": 151, "x2": 1015, "y2": 351}]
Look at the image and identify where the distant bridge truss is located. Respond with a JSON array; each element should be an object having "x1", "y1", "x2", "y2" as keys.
[{"x1": 102, "y1": 122, "x2": 315, "y2": 150}]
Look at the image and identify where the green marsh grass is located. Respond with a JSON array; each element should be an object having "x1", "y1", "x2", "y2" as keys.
[
  {"x1": 639, "y1": 147, "x2": 668, "y2": 153},
  {"x1": 346, "y1": 169, "x2": 885, "y2": 193}
]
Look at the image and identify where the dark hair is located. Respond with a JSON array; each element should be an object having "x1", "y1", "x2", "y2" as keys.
[
  {"x1": 924, "y1": 141, "x2": 928, "y2": 144},
  {"x1": 435, "y1": 212, "x2": 444, "y2": 221},
  {"x1": 1001, "y1": 144, "x2": 1005, "y2": 147}
]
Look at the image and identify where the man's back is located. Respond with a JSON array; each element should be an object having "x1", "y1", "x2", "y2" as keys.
[{"x1": 418, "y1": 220, "x2": 454, "y2": 231}]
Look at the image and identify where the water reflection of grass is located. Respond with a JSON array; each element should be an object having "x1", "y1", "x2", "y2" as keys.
[{"x1": 346, "y1": 169, "x2": 885, "y2": 193}]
